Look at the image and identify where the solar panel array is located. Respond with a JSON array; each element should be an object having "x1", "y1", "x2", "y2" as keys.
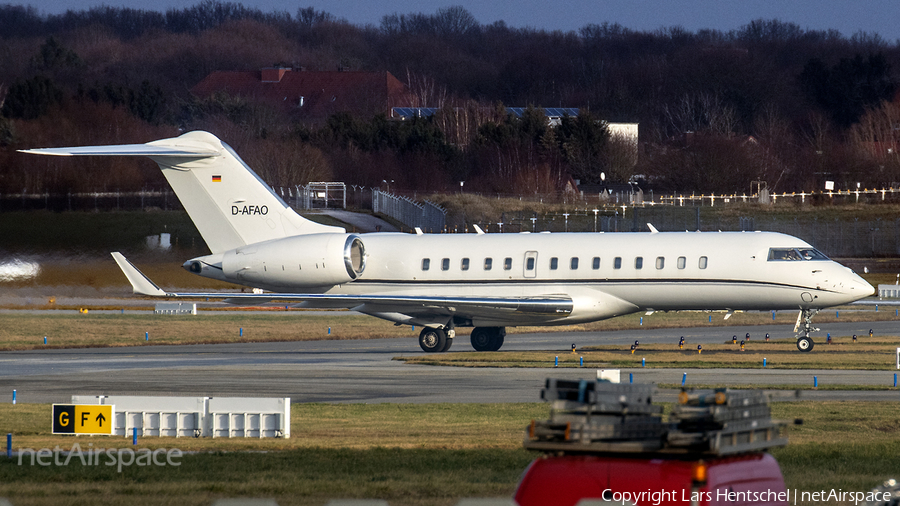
[
  {"x1": 507, "y1": 107, "x2": 580, "y2": 118},
  {"x1": 391, "y1": 107, "x2": 440, "y2": 118}
]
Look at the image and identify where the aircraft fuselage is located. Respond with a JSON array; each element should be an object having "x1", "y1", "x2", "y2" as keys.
[{"x1": 187, "y1": 230, "x2": 872, "y2": 327}]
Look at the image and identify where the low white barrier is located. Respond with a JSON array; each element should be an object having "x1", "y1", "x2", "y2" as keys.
[
  {"x1": 70, "y1": 395, "x2": 290, "y2": 438},
  {"x1": 154, "y1": 302, "x2": 197, "y2": 315}
]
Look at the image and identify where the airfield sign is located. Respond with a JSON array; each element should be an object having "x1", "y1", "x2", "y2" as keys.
[{"x1": 52, "y1": 404, "x2": 115, "y2": 435}]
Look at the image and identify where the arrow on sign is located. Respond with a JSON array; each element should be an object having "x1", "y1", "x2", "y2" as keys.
[{"x1": 95, "y1": 413, "x2": 106, "y2": 427}]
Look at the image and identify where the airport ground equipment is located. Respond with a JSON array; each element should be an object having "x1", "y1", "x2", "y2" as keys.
[
  {"x1": 517, "y1": 379, "x2": 791, "y2": 506},
  {"x1": 526, "y1": 379, "x2": 788, "y2": 455}
]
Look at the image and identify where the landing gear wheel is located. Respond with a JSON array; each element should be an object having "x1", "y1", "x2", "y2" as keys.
[
  {"x1": 488, "y1": 330, "x2": 505, "y2": 351},
  {"x1": 470, "y1": 328, "x2": 492, "y2": 351},
  {"x1": 419, "y1": 327, "x2": 447, "y2": 353},
  {"x1": 796, "y1": 336, "x2": 814, "y2": 352},
  {"x1": 441, "y1": 338, "x2": 453, "y2": 353},
  {"x1": 471, "y1": 327, "x2": 506, "y2": 351}
]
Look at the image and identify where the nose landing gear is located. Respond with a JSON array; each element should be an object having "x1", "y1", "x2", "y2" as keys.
[{"x1": 794, "y1": 308, "x2": 819, "y2": 352}]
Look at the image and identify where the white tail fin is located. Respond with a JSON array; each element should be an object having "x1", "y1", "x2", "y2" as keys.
[{"x1": 21, "y1": 131, "x2": 343, "y2": 253}]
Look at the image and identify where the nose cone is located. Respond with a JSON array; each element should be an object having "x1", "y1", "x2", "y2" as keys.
[
  {"x1": 855, "y1": 275, "x2": 876, "y2": 297},
  {"x1": 845, "y1": 272, "x2": 875, "y2": 302}
]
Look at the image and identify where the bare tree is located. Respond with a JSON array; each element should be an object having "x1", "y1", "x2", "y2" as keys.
[
  {"x1": 405, "y1": 70, "x2": 448, "y2": 109},
  {"x1": 661, "y1": 92, "x2": 738, "y2": 138}
]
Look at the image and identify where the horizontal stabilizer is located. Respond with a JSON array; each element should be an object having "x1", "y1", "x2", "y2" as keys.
[{"x1": 19, "y1": 144, "x2": 220, "y2": 158}]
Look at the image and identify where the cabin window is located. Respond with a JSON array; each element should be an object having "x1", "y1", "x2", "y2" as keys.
[
  {"x1": 504, "y1": 257, "x2": 513, "y2": 270},
  {"x1": 635, "y1": 257, "x2": 643, "y2": 269},
  {"x1": 656, "y1": 257, "x2": 665, "y2": 269},
  {"x1": 592, "y1": 257, "x2": 600, "y2": 269},
  {"x1": 484, "y1": 258, "x2": 493, "y2": 270},
  {"x1": 614, "y1": 257, "x2": 622, "y2": 269},
  {"x1": 422, "y1": 258, "x2": 430, "y2": 271},
  {"x1": 525, "y1": 258, "x2": 535, "y2": 271},
  {"x1": 571, "y1": 257, "x2": 579, "y2": 270},
  {"x1": 550, "y1": 257, "x2": 558, "y2": 270},
  {"x1": 677, "y1": 257, "x2": 686, "y2": 269},
  {"x1": 461, "y1": 258, "x2": 470, "y2": 271},
  {"x1": 442, "y1": 258, "x2": 450, "y2": 271},
  {"x1": 699, "y1": 256, "x2": 708, "y2": 269}
]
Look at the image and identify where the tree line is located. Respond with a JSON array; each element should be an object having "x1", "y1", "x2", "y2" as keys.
[{"x1": 0, "y1": 2, "x2": 898, "y2": 197}]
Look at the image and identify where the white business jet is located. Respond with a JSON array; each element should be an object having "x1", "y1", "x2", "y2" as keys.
[{"x1": 22, "y1": 131, "x2": 875, "y2": 352}]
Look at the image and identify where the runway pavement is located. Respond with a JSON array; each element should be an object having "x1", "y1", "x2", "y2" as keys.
[{"x1": 1, "y1": 319, "x2": 897, "y2": 404}]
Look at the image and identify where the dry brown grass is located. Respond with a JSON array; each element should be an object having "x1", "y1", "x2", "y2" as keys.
[
  {"x1": 0, "y1": 313, "x2": 417, "y2": 350},
  {"x1": 1, "y1": 401, "x2": 898, "y2": 506},
  {"x1": 398, "y1": 338, "x2": 900, "y2": 371},
  {"x1": 0, "y1": 307, "x2": 896, "y2": 351},
  {"x1": 4, "y1": 259, "x2": 238, "y2": 290},
  {"x1": 0, "y1": 403, "x2": 545, "y2": 452},
  {"x1": 4, "y1": 400, "x2": 898, "y2": 453}
]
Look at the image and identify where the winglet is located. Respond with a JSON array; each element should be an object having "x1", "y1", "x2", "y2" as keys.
[
  {"x1": 647, "y1": 223, "x2": 659, "y2": 233},
  {"x1": 110, "y1": 252, "x2": 167, "y2": 297}
]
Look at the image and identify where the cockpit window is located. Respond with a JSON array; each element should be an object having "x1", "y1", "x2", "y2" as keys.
[{"x1": 768, "y1": 248, "x2": 829, "y2": 261}]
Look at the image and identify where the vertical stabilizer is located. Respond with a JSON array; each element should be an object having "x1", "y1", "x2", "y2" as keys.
[{"x1": 20, "y1": 131, "x2": 344, "y2": 253}]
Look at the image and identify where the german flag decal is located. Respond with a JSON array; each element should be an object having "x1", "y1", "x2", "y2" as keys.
[{"x1": 212, "y1": 175, "x2": 222, "y2": 182}]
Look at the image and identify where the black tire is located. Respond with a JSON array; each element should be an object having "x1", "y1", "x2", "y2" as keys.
[
  {"x1": 488, "y1": 331, "x2": 505, "y2": 351},
  {"x1": 796, "y1": 336, "x2": 814, "y2": 352},
  {"x1": 441, "y1": 337, "x2": 453, "y2": 353},
  {"x1": 470, "y1": 327, "x2": 492, "y2": 351},
  {"x1": 419, "y1": 327, "x2": 447, "y2": 353}
]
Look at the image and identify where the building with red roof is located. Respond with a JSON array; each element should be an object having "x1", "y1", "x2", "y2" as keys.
[{"x1": 191, "y1": 67, "x2": 412, "y2": 121}]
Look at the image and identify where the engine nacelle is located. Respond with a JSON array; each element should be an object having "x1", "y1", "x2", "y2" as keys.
[{"x1": 217, "y1": 233, "x2": 366, "y2": 288}]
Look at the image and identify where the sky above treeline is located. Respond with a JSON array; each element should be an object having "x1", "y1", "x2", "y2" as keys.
[{"x1": 15, "y1": 0, "x2": 900, "y2": 42}]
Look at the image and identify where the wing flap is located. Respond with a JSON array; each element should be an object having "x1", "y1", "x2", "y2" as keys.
[{"x1": 178, "y1": 292, "x2": 573, "y2": 316}]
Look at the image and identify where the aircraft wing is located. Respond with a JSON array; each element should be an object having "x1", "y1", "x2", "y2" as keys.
[{"x1": 111, "y1": 253, "x2": 573, "y2": 322}]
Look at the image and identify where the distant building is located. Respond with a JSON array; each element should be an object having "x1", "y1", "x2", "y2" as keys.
[
  {"x1": 192, "y1": 67, "x2": 412, "y2": 121},
  {"x1": 394, "y1": 107, "x2": 584, "y2": 127},
  {"x1": 392, "y1": 106, "x2": 638, "y2": 154},
  {"x1": 578, "y1": 182, "x2": 645, "y2": 205}
]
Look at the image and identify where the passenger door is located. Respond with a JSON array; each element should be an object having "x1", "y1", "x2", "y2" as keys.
[{"x1": 524, "y1": 251, "x2": 538, "y2": 278}]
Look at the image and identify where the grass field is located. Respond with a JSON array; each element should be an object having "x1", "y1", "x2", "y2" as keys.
[
  {"x1": 0, "y1": 401, "x2": 897, "y2": 505},
  {"x1": 397, "y1": 338, "x2": 900, "y2": 371},
  {"x1": 0, "y1": 308, "x2": 897, "y2": 351},
  {"x1": 0, "y1": 313, "x2": 418, "y2": 350}
]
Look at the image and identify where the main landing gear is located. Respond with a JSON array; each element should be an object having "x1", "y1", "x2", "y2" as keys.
[
  {"x1": 794, "y1": 308, "x2": 819, "y2": 352},
  {"x1": 418, "y1": 326, "x2": 507, "y2": 353},
  {"x1": 418, "y1": 327, "x2": 455, "y2": 353},
  {"x1": 470, "y1": 327, "x2": 506, "y2": 352}
]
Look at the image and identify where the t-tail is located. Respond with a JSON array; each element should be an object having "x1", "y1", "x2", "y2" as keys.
[{"x1": 20, "y1": 131, "x2": 343, "y2": 253}]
